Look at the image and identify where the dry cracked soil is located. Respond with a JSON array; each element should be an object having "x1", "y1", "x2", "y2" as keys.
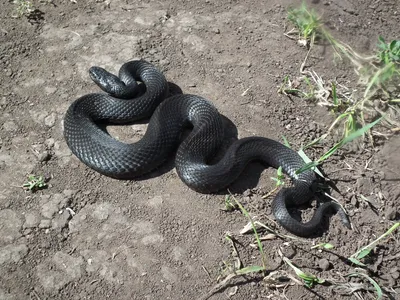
[{"x1": 1, "y1": 0, "x2": 399, "y2": 300}]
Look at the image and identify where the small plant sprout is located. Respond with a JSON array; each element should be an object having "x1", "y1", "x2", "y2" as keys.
[
  {"x1": 283, "y1": 257, "x2": 325, "y2": 288},
  {"x1": 222, "y1": 195, "x2": 238, "y2": 212},
  {"x1": 349, "y1": 223, "x2": 399, "y2": 266},
  {"x1": 262, "y1": 166, "x2": 286, "y2": 199},
  {"x1": 378, "y1": 37, "x2": 400, "y2": 64},
  {"x1": 271, "y1": 166, "x2": 285, "y2": 187},
  {"x1": 364, "y1": 37, "x2": 400, "y2": 98},
  {"x1": 284, "y1": 3, "x2": 400, "y2": 175},
  {"x1": 286, "y1": 2, "x2": 321, "y2": 47},
  {"x1": 12, "y1": 0, "x2": 35, "y2": 18},
  {"x1": 22, "y1": 175, "x2": 47, "y2": 192}
]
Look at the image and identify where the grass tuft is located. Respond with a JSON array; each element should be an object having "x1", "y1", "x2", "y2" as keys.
[
  {"x1": 12, "y1": 0, "x2": 35, "y2": 18},
  {"x1": 287, "y1": 2, "x2": 321, "y2": 46},
  {"x1": 22, "y1": 174, "x2": 47, "y2": 192},
  {"x1": 283, "y1": 3, "x2": 400, "y2": 174}
]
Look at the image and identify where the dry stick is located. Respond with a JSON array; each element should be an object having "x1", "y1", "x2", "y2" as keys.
[
  {"x1": 299, "y1": 34, "x2": 314, "y2": 76},
  {"x1": 31, "y1": 290, "x2": 42, "y2": 300},
  {"x1": 202, "y1": 266, "x2": 212, "y2": 280}
]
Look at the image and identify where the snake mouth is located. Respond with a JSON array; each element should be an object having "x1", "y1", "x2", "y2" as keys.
[{"x1": 89, "y1": 67, "x2": 104, "y2": 83}]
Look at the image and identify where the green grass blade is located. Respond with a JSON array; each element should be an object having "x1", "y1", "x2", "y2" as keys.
[
  {"x1": 348, "y1": 257, "x2": 366, "y2": 267},
  {"x1": 232, "y1": 196, "x2": 267, "y2": 270},
  {"x1": 317, "y1": 141, "x2": 344, "y2": 162},
  {"x1": 317, "y1": 117, "x2": 382, "y2": 163},
  {"x1": 283, "y1": 257, "x2": 325, "y2": 287},
  {"x1": 331, "y1": 82, "x2": 338, "y2": 106},
  {"x1": 235, "y1": 266, "x2": 265, "y2": 275},
  {"x1": 297, "y1": 117, "x2": 382, "y2": 175},
  {"x1": 350, "y1": 223, "x2": 399, "y2": 262},
  {"x1": 297, "y1": 149, "x2": 324, "y2": 177},
  {"x1": 341, "y1": 117, "x2": 382, "y2": 144},
  {"x1": 348, "y1": 272, "x2": 383, "y2": 300},
  {"x1": 356, "y1": 249, "x2": 372, "y2": 259},
  {"x1": 282, "y1": 135, "x2": 291, "y2": 148},
  {"x1": 295, "y1": 161, "x2": 319, "y2": 175}
]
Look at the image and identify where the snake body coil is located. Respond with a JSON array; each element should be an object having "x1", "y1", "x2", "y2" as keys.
[{"x1": 64, "y1": 60, "x2": 350, "y2": 237}]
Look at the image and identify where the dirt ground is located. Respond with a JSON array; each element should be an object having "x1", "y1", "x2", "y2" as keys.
[{"x1": 1, "y1": 0, "x2": 399, "y2": 299}]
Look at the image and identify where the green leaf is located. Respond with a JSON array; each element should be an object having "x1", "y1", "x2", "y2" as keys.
[
  {"x1": 283, "y1": 257, "x2": 325, "y2": 287},
  {"x1": 323, "y1": 243, "x2": 334, "y2": 249},
  {"x1": 342, "y1": 117, "x2": 382, "y2": 144},
  {"x1": 282, "y1": 135, "x2": 291, "y2": 148},
  {"x1": 348, "y1": 257, "x2": 366, "y2": 267},
  {"x1": 235, "y1": 265, "x2": 265, "y2": 275},
  {"x1": 232, "y1": 197, "x2": 267, "y2": 269},
  {"x1": 295, "y1": 161, "x2": 319, "y2": 175},
  {"x1": 277, "y1": 166, "x2": 283, "y2": 177},
  {"x1": 356, "y1": 249, "x2": 372, "y2": 259},
  {"x1": 296, "y1": 149, "x2": 324, "y2": 177},
  {"x1": 331, "y1": 82, "x2": 338, "y2": 106},
  {"x1": 349, "y1": 223, "x2": 399, "y2": 265},
  {"x1": 310, "y1": 117, "x2": 383, "y2": 166}
]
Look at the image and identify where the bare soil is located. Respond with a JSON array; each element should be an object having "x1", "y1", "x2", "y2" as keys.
[{"x1": 1, "y1": 0, "x2": 399, "y2": 299}]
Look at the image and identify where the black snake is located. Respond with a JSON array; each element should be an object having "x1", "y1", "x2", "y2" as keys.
[{"x1": 64, "y1": 60, "x2": 350, "y2": 237}]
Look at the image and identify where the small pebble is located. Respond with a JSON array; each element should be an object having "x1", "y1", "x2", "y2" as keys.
[
  {"x1": 38, "y1": 151, "x2": 51, "y2": 162},
  {"x1": 318, "y1": 258, "x2": 331, "y2": 271},
  {"x1": 281, "y1": 244, "x2": 296, "y2": 259},
  {"x1": 385, "y1": 207, "x2": 397, "y2": 220}
]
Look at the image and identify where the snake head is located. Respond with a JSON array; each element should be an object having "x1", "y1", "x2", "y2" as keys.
[{"x1": 89, "y1": 66, "x2": 139, "y2": 99}]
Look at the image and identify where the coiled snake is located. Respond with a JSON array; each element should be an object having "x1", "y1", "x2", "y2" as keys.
[{"x1": 64, "y1": 60, "x2": 350, "y2": 237}]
